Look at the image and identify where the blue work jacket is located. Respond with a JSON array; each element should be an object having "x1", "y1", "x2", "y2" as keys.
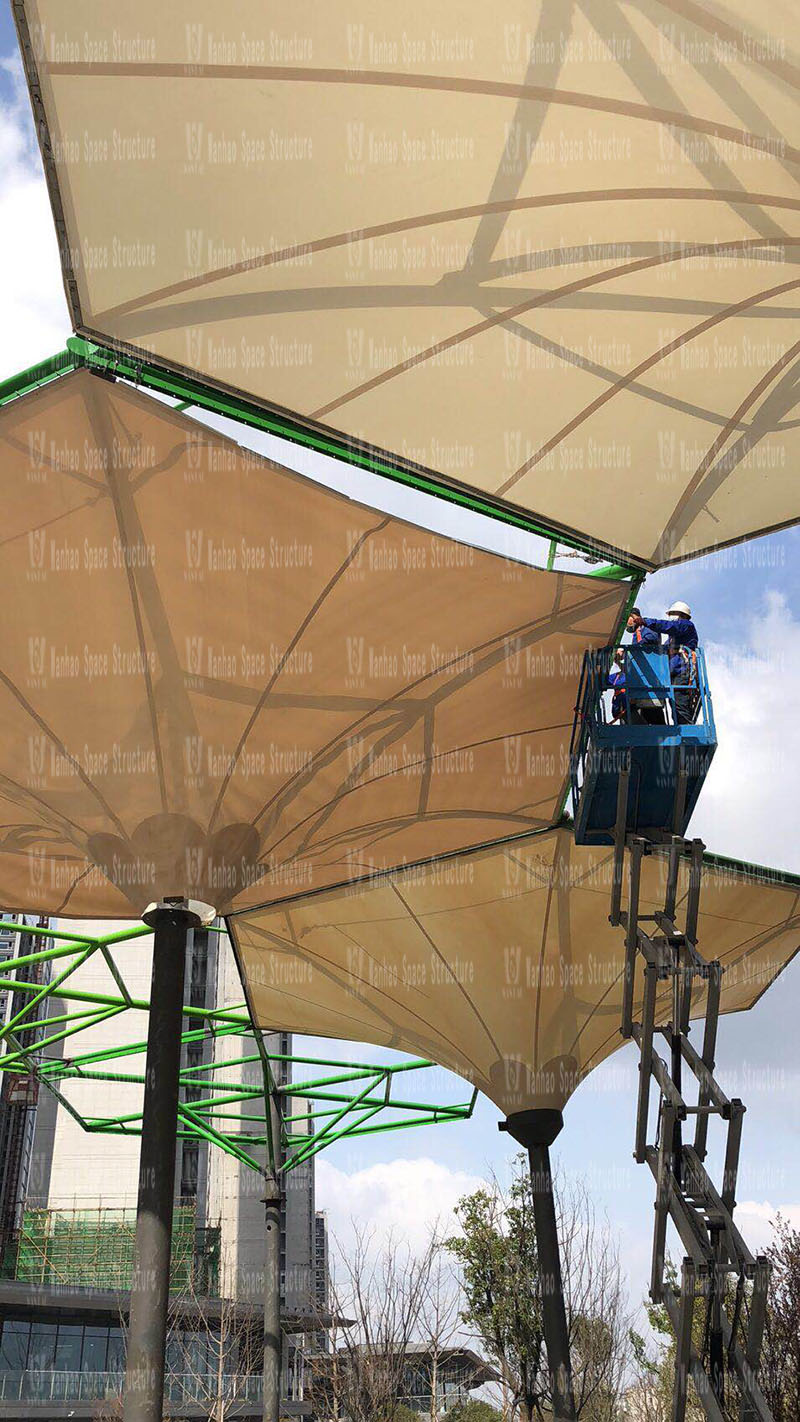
[
  {"x1": 630, "y1": 624, "x2": 660, "y2": 650},
  {"x1": 641, "y1": 617, "x2": 698, "y2": 651}
]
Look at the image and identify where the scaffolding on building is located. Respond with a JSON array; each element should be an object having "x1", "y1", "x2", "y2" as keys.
[{"x1": 7, "y1": 1202, "x2": 220, "y2": 1295}]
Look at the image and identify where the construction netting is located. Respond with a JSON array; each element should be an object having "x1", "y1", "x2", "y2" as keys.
[
  {"x1": 8, "y1": 1204, "x2": 219, "y2": 1293},
  {"x1": 16, "y1": 0, "x2": 800, "y2": 566}
]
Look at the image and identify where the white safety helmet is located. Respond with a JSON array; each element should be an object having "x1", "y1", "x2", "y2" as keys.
[{"x1": 667, "y1": 600, "x2": 691, "y2": 618}]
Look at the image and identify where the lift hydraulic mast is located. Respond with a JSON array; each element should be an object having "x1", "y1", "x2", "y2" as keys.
[{"x1": 611, "y1": 814, "x2": 773, "y2": 1422}]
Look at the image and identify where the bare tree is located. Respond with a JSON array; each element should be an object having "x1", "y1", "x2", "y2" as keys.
[
  {"x1": 313, "y1": 1225, "x2": 441, "y2": 1422},
  {"x1": 91, "y1": 1400, "x2": 123, "y2": 1421},
  {"x1": 623, "y1": 1325, "x2": 671, "y2": 1422},
  {"x1": 164, "y1": 1243, "x2": 262, "y2": 1422},
  {"x1": 94, "y1": 1241, "x2": 260, "y2": 1422},
  {"x1": 761, "y1": 1213, "x2": 800, "y2": 1421},
  {"x1": 418, "y1": 1241, "x2": 462, "y2": 1420},
  {"x1": 559, "y1": 1174, "x2": 631, "y2": 1419}
]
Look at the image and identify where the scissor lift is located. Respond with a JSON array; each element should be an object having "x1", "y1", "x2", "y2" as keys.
[
  {"x1": 571, "y1": 649, "x2": 774, "y2": 1421},
  {"x1": 570, "y1": 644, "x2": 716, "y2": 847},
  {"x1": 614, "y1": 831, "x2": 772, "y2": 1421}
]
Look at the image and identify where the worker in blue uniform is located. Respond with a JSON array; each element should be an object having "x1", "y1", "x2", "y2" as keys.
[
  {"x1": 608, "y1": 651, "x2": 627, "y2": 722},
  {"x1": 633, "y1": 600, "x2": 698, "y2": 653},
  {"x1": 623, "y1": 607, "x2": 665, "y2": 724},
  {"x1": 626, "y1": 607, "x2": 660, "y2": 649},
  {"x1": 607, "y1": 609, "x2": 663, "y2": 723},
  {"x1": 629, "y1": 601, "x2": 698, "y2": 723}
]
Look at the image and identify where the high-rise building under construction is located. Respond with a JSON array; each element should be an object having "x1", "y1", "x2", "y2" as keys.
[{"x1": 0, "y1": 915, "x2": 329, "y2": 1419}]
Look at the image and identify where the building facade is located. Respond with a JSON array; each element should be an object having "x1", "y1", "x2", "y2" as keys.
[{"x1": 0, "y1": 916, "x2": 330, "y2": 1419}]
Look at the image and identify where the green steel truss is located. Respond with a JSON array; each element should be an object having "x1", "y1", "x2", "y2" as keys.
[
  {"x1": 0, "y1": 341, "x2": 643, "y2": 576},
  {"x1": 0, "y1": 919, "x2": 476, "y2": 1178}
]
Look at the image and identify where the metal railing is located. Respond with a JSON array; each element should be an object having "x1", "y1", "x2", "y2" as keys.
[
  {"x1": 569, "y1": 643, "x2": 714, "y2": 815},
  {"x1": 0, "y1": 1368, "x2": 264, "y2": 1404}
]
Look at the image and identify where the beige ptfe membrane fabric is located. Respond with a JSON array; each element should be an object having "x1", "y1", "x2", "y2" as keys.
[
  {"x1": 230, "y1": 825, "x2": 800, "y2": 1114},
  {"x1": 17, "y1": 1, "x2": 800, "y2": 568},
  {"x1": 0, "y1": 369, "x2": 627, "y2": 918}
]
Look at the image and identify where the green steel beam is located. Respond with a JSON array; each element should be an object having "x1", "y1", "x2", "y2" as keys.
[
  {"x1": 2, "y1": 1005, "x2": 111, "y2": 1037},
  {"x1": 0, "y1": 944, "x2": 94, "y2": 1043},
  {"x1": 36, "y1": 1018, "x2": 250, "y2": 1075},
  {"x1": 176, "y1": 1102, "x2": 266, "y2": 1172},
  {"x1": 0, "y1": 349, "x2": 78, "y2": 405},
  {"x1": 264, "y1": 1049, "x2": 433, "y2": 1074},
  {"x1": 0, "y1": 972, "x2": 248, "y2": 1023},
  {"x1": 285, "y1": 1102, "x2": 387, "y2": 1170},
  {"x1": 0, "y1": 919, "x2": 100, "y2": 945},
  {"x1": 281, "y1": 1071, "x2": 384, "y2": 1171},
  {"x1": 0, "y1": 1007, "x2": 128, "y2": 1071},
  {"x1": 0, "y1": 938, "x2": 96, "y2": 974},
  {"x1": 98, "y1": 943, "x2": 133, "y2": 1006},
  {"x1": 589, "y1": 562, "x2": 635, "y2": 579},
  {"x1": 63, "y1": 335, "x2": 642, "y2": 574},
  {"x1": 323, "y1": 1109, "x2": 475, "y2": 1141},
  {"x1": 0, "y1": 346, "x2": 644, "y2": 575},
  {"x1": 288, "y1": 1089, "x2": 472, "y2": 1117}
]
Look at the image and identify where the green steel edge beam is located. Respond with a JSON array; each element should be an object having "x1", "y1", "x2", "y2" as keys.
[
  {"x1": 69, "y1": 333, "x2": 643, "y2": 572},
  {"x1": 0, "y1": 348, "x2": 78, "y2": 405},
  {"x1": 1, "y1": 337, "x2": 642, "y2": 576}
]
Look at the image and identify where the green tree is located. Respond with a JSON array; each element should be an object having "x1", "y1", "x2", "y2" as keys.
[
  {"x1": 759, "y1": 1214, "x2": 800, "y2": 1422},
  {"x1": 446, "y1": 1177, "x2": 545, "y2": 1422},
  {"x1": 445, "y1": 1400, "x2": 503, "y2": 1422},
  {"x1": 446, "y1": 1159, "x2": 628, "y2": 1422}
]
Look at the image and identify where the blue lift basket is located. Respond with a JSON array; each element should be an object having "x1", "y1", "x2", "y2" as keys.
[{"x1": 570, "y1": 644, "x2": 717, "y2": 846}]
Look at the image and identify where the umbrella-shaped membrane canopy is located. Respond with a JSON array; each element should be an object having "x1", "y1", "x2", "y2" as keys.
[
  {"x1": 229, "y1": 824, "x2": 800, "y2": 1114},
  {"x1": 15, "y1": 0, "x2": 800, "y2": 567},
  {"x1": 0, "y1": 369, "x2": 627, "y2": 917}
]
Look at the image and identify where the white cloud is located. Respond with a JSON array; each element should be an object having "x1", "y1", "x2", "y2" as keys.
[
  {"x1": 734, "y1": 1200, "x2": 800, "y2": 1253},
  {"x1": 0, "y1": 56, "x2": 69, "y2": 375},
  {"x1": 316, "y1": 1155, "x2": 485, "y2": 1256},
  {"x1": 690, "y1": 590, "x2": 800, "y2": 872}
]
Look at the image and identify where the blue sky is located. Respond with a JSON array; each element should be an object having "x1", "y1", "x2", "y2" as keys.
[
  {"x1": 0, "y1": 12, "x2": 14, "y2": 73},
  {"x1": 1, "y1": 20, "x2": 798, "y2": 1315}
]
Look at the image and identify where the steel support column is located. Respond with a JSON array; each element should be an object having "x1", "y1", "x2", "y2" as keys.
[
  {"x1": 501, "y1": 1108, "x2": 577, "y2": 1422},
  {"x1": 123, "y1": 899, "x2": 204, "y2": 1422},
  {"x1": 262, "y1": 1173, "x2": 282, "y2": 1422}
]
